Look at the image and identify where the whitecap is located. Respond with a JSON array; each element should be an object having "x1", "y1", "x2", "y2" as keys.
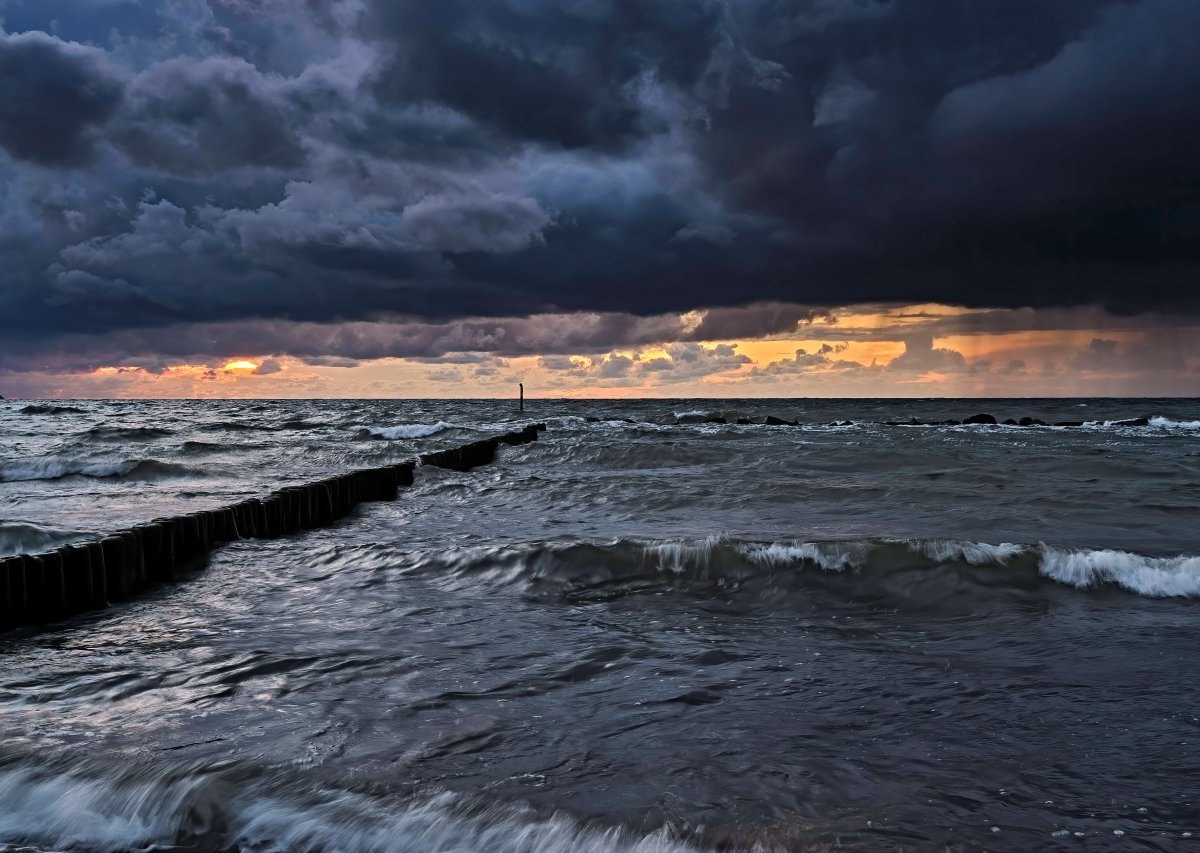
[
  {"x1": 740, "y1": 540, "x2": 871, "y2": 572},
  {"x1": 0, "y1": 764, "x2": 694, "y2": 853},
  {"x1": 1038, "y1": 546, "x2": 1200, "y2": 597},
  {"x1": 1148, "y1": 416, "x2": 1200, "y2": 430},
  {"x1": 913, "y1": 539, "x2": 1026, "y2": 566},
  {"x1": 365, "y1": 421, "x2": 457, "y2": 440}
]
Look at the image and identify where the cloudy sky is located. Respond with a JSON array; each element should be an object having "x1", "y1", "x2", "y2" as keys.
[{"x1": 0, "y1": 0, "x2": 1197, "y2": 398}]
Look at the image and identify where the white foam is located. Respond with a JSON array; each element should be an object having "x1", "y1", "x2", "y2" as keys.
[
  {"x1": 1038, "y1": 547, "x2": 1200, "y2": 597},
  {"x1": 913, "y1": 539, "x2": 1026, "y2": 566},
  {"x1": 0, "y1": 521, "x2": 84, "y2": 557},
  {"x1": 0, "y1": 765, "x2": 694, "y2": 853},
  {"x1": 0, "y1": 765, "x2": 195, "y2": 851},
  {"x1": 366, "y1": 421, "x2": 457, "y2": 440},
  {"x1": 1148, "y1": 416, "x2": 1200, "y2": 430},
  {"x1": 644, "y1": 536, "x2": 723, "y2": 573},
  {"x1": 0, "y1": 457, "x2": 138, "y2": 482},
  {"x1": 741, "y1": 541, "x2": 870, "y2": 572}
]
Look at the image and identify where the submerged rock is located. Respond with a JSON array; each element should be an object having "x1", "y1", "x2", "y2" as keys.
[
  {"x1": 1055, "y1": 421, "x2": 1084, "y2": 427},
  {"x1": 1113, "y1": 417, "x2": 1149, "y2": 427},
  {"x1": 764, "y1": 415, "x2": 797, "y2": 426},
  {"x1": 1018, "y1": 417, "x2": 1047, "y2": 426}
]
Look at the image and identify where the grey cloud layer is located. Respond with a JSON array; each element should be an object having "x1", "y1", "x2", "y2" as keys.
[
  {"x1": 0, "y1": 303, "x2": 822, "y2": 372},
  {"x1": 1, "y1": 0, "x2": 1199, "y2": 367}
]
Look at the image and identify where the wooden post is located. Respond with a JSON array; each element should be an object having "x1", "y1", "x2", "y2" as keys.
[{"x1": 519, "y1": 383, "x2": 524, "y2": 412}]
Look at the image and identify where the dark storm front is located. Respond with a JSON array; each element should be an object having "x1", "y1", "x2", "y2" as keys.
[{"x1": 0, "y1": 399, "x2": 1198, "y2": 851}]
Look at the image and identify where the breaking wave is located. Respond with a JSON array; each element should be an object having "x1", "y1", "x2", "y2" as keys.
[
  {"x1": 405, "y1": 537, "x2": 1200, "y2": 599},
  {"x1": 0, "y1": 521, "x2": 90, "y2": 557},
  {"x1": 1147, "y1": 415, "x2": 1200, "y2": 430},
  {"x1": 362, "y1": 421, "x2": 458, "y2": 440},
  {"x1": 0, "y1": 758, "x2": 692, "y2": 853},
  {"x1": 0, "y1": 457, "x2": 199, "y2": 483}
]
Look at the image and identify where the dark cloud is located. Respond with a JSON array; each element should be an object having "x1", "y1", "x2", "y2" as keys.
[
  {"x1": 364, "y1": 0, "x2": 723, "y2": 151},
  {"x1": 0, "y1": 305, "x2": 797, "y2": 373},
  {"x1": 686, "y1": 303, "x2": 830, "y2": 341},
  {"x1": 111, "y1": 56, "x2": 306, "y2": 176},
  {"x1": 0, "y1": 30, "x2": 124, "y2": 165},
  {"x1": 1, "y1": 0, "x2": 1199, "y2": 368}
]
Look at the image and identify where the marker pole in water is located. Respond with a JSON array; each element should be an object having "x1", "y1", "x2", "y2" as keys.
[{"x1": 519, "y1": 383, "x2": 524, "y2": 412}]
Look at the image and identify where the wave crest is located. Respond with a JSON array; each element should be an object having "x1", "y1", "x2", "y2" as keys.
[
  {"x1": 363, "y1": 421, "x2": 458, "y2": 440},
  {"x1": 18, "y1": 404, "x2": 85, "y2": 415},
  {"x1": 0, "y1": 457, "x2": 199, "y2": 483},
  {"x1": 0, "y1": 760, "x2": 692, "y2": 853},
  {"x1": 405, "y1": 537, "x2": 1200, "y2": 599}
]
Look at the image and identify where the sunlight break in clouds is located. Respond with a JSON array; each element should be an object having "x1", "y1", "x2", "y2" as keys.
[{"x1": 5, "y1": 304, "x2": 1197, "y2": 399}]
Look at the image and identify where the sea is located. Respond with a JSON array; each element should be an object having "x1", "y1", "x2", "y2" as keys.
[{"x1": 0, "y1": 398, "x2": 1197, "y2": 851}]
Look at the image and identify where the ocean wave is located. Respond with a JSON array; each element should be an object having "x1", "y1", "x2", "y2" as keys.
[
  {"x1": 0, "y1": 760, "x2": 692, "y2": 853},
  {"x1": 1038, "y1": 547, "x2": 1200, "y2": 597},
  {"x1": 179, "y1": 439, "x2": 270, "y2": 454},
  {"x1": 0, "y1": 521, "x2": 90, "y2": 557},
  {"x1": 404, "y1": 537, "x2": 1200, "y2": 599},
  {"x1": 749, "y1": 538, "x2": 1200, "y2": 597},
  {"x1": 82, "y1": 425, "x2": 175, "y2": 441},
  {"x1": 362, "y1": 417, "x2": 560, "y2": 439},
  {"x1": 1148, "y1": 416, "x2": 1200, "y2": 430},
  {"x1": 672, "y1": 409, "x2": 744, "y2": 424},
  {"x1": 197, "y1": 421, "x2": 270, "y2": 432},
  {"x1": 0, "y1": 457, "x2": 199, "y2": 483},
  {"x1": 280, "y1": 419, "x2": 323, "y2": 431},
  {"x1": 363, "y1": 421, "x2": 458, "y2": 440},
  {"x1": 19, "y1": 404, "x2": 85, "y2": 415}
]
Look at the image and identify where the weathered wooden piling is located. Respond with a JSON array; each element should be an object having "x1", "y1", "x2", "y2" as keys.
[
  {"x1": 99, "y1": 536, "x2": 130, "y2": 602},
  {"x1": 0, "y1": 427, "x2": 544, "y2": 633},
  {"x1": 84, "y1": 541, "x2": 107, "y2": 605},
  {"x1": 0, "y1": 555, "x2": 23, "y2": 625},
  {"x1": 61, "y1": 544, "x2": 94, "y2": 613},
  {"x1": 39, "y1": 551, "x2": 66, "y2": 620}
]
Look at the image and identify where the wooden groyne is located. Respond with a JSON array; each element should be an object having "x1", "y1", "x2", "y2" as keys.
[{"x1": 0, "y1": 424, "x2": 545, "y2": 632}]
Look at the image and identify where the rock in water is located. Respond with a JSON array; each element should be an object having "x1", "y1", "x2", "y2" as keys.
[
  {"x1": 1113, "y1": 417, "x2": 1149, "y2": 427},
  {"x1": 1018, "y1": 417, "x2": 1047, "y2": 426},
  {"x1": 963, "y1": 413, "x2": 997, "y2": 425},
  {"x1": 764, "y1": 416, "x2": 797, "y2": 426}
]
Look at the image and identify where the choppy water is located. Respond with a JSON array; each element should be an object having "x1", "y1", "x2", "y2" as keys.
[{"x1": 1, "y1": 398, "x2": 1198, "y2": 851}]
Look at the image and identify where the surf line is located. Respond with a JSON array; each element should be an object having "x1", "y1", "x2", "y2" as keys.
[{"x1": 0, "y1": 424, "x2": 546, "y2": 633}]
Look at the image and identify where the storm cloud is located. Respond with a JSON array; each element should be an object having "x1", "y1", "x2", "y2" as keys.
[{"x1": 1, "y1": 0, "x2": 1199, "y2": 370}]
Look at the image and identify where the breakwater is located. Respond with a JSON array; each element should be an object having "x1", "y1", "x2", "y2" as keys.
[{"x1": 0, "y1": 423, "x2": 544, "y2": 632}]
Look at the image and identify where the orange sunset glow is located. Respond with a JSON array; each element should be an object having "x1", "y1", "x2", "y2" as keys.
[{"x1": 8, "y1": 304, "x2": 1197, "y2": 400}]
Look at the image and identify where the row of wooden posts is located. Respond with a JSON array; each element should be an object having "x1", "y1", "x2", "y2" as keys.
[{"x1": 0, "y1": 424, "x2": 545, "y2": 633}]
